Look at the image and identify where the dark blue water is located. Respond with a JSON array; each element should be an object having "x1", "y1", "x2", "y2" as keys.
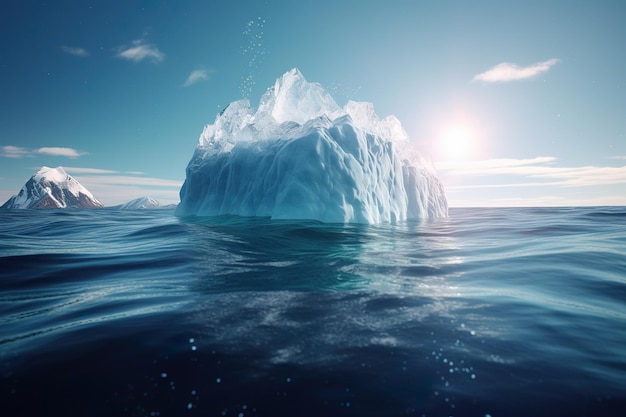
[{"x1": 1, "y1": 207, "x2": 625, "y2": 416}]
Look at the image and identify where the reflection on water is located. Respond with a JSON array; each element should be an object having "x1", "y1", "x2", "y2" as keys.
[{"x1": 1, "y1": 208, "x2": 625, "y2": 416}]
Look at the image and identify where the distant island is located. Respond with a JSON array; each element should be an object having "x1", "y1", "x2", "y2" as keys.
[{"x1": 1, "y1": 166, "x2": 171, "y2": 210}]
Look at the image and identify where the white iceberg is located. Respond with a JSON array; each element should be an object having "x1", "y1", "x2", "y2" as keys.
[{"x1": 177, "y1": 68, "x2": 447, "y2": 223}]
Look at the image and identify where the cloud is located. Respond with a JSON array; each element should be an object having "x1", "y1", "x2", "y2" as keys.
[
  {"x1": 36, "y1": 147, "x2": 86, "y2": 158},
  {"x1": 1, "y1": 145, "x2": 85, "y2": 159},
  {"x1": 74, "y1": 174, "x2": 183, "y2": 188},
  {"x1": 473, "y1": 59, "x2": 559, "y2": 83},
  {"x1": 183, "y1": 69, "x2": 213, "y2": 87},
  {"x1": 1, "y1": 145, "x2": 31, "y2": 158},
  {"x1": 63, "y1": 167, "x2": 182, "y2": 205},
  {"x1": 437, "y1": 156, "x2": 626, "y2": 188},
  {"x1": 61, "y1": 45, "x2": 89, "y2": 57},
  {"x1": 116, "y1": 40, "x2": 164, "y2": 63},
  {"x1": 436, "y1": 157, "x2": 556, "y2": 174}
]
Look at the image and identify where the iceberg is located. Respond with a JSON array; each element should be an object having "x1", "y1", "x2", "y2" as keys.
[{"x1": 177, "y1": 68, "x2": 447, "y2": 223}]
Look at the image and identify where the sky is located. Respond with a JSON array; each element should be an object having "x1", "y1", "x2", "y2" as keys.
[{"x1": 1, "y1": 0, "x2": 625, "y2": 207}]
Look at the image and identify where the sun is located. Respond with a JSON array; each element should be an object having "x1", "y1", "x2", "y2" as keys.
[{"x1": 440, "y1": 126, "x2": 475, "y2": 160}]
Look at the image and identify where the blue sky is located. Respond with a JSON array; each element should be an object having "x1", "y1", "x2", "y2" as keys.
[{"x1": 1, "y1": 0, "x2": 625, "y2": 207}]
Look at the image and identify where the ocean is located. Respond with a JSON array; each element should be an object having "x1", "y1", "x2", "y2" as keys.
[{"x1": 1, "y1": 207, "x2": 625, "y2": 416}]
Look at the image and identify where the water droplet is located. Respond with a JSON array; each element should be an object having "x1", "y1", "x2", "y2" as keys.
[
  {"x1": 161, "y1": 372, "x2": 167, "y2": 378},
  {"x1": 189, "y1": 338, "x2": 195, "y2": 343},
  {"x1": 216, "y1": 377, "x2": 222, "y2": 383},
  {"x1": 187, "y1": 403, "x2": 193, "y2": 410}
]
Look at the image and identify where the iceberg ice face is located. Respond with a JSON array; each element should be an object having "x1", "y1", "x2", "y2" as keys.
[{"x1": 177, "y1": 68, "x2": 448, "y2": 223}]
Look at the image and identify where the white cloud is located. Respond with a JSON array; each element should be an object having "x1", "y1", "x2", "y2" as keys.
[
  {"x1": 73, "y1": 174, "x2": 182, "y2": 188},
  {"x1": 437, "y1": 157, "x2": 556, "y2": 173},
  {"x1": 61, "y1": 45, "x2": 89, "y2": 57},
  {"x1": 61, "y1": 167, "x2": 120, "y2": 174},
  {"x1": 183, "y1": 69, "x2": 213, "y2": 87},
  {"x1": 1, "y1": 145, "x2": 31, "y2": 158},
  {"x1": 116, "y1": 40, "x2": 164, "y2": 63},
  {"x1": 438, "y1": 156, "x2": 626, "y2": 188},
  {"x1": 1, "y1": 145, "x2": 85, "y2": 159},
  {"x1": 63, "y1": 166, "x2": 147, "y2": 175},
  {"x1": 64, "y1": 167, "x2": 182, "y2": 205},
  {"x1": 36, "y1": 147, "x2": 86, "y2": 158},
  {"x1": 473, "y1": 59, "x2": 559, "y2": 83}
]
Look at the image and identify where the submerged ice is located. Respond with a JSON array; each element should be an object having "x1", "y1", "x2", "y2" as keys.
[{"x1": 177, "y1": 68, "x2": 448, "y2": 223}]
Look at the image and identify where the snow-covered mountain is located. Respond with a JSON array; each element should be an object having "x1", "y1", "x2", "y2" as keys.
[
  {"x1": 117, "y1": 196, "x2": 163, "y2": 209},
  {"x1": 177, "y1": 68, "x2": 448, "y2": 223},
  {"x1": 1, "y1": 166, "x2": 103, "y2": 209}
]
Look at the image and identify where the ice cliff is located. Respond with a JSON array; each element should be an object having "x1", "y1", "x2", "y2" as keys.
[{"x1": 177, "y1": 68, "x2": 447, "y2": 223}]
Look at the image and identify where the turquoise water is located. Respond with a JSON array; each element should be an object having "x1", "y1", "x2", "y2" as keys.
[{"x1": 1, "y1": 207, "x2": 625, "y2": 416}]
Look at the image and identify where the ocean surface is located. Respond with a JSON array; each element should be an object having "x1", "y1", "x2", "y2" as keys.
[{"x1": 1, "y1": 207, "x2": 625, "y2": 416}]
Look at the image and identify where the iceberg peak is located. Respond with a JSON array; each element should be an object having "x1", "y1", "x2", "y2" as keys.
[
  {"x1": 257, "y1": 68, "x2": 341, "y2": 125},
  {"x1": 199, "y1": 68, "x2": 407, "y2": 149},
  {"x1": 1, "y1": 166, "x2": 103, "y2": 209}
]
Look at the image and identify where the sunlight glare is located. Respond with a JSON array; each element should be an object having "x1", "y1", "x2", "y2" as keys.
[{"x1": 440, "y1": 126, "x2": 475, "y2": 160}]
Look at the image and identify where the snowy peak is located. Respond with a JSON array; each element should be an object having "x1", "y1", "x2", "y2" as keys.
[
  {"x1": 35, "y1": 166, "x2": 70, "y2": 183},
  {"x1": 1, "y1": 166, "x2": 103, "y2": 209},
  {"x1": 118, "y1": 196, "x2": 162, "y2": 210}
]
